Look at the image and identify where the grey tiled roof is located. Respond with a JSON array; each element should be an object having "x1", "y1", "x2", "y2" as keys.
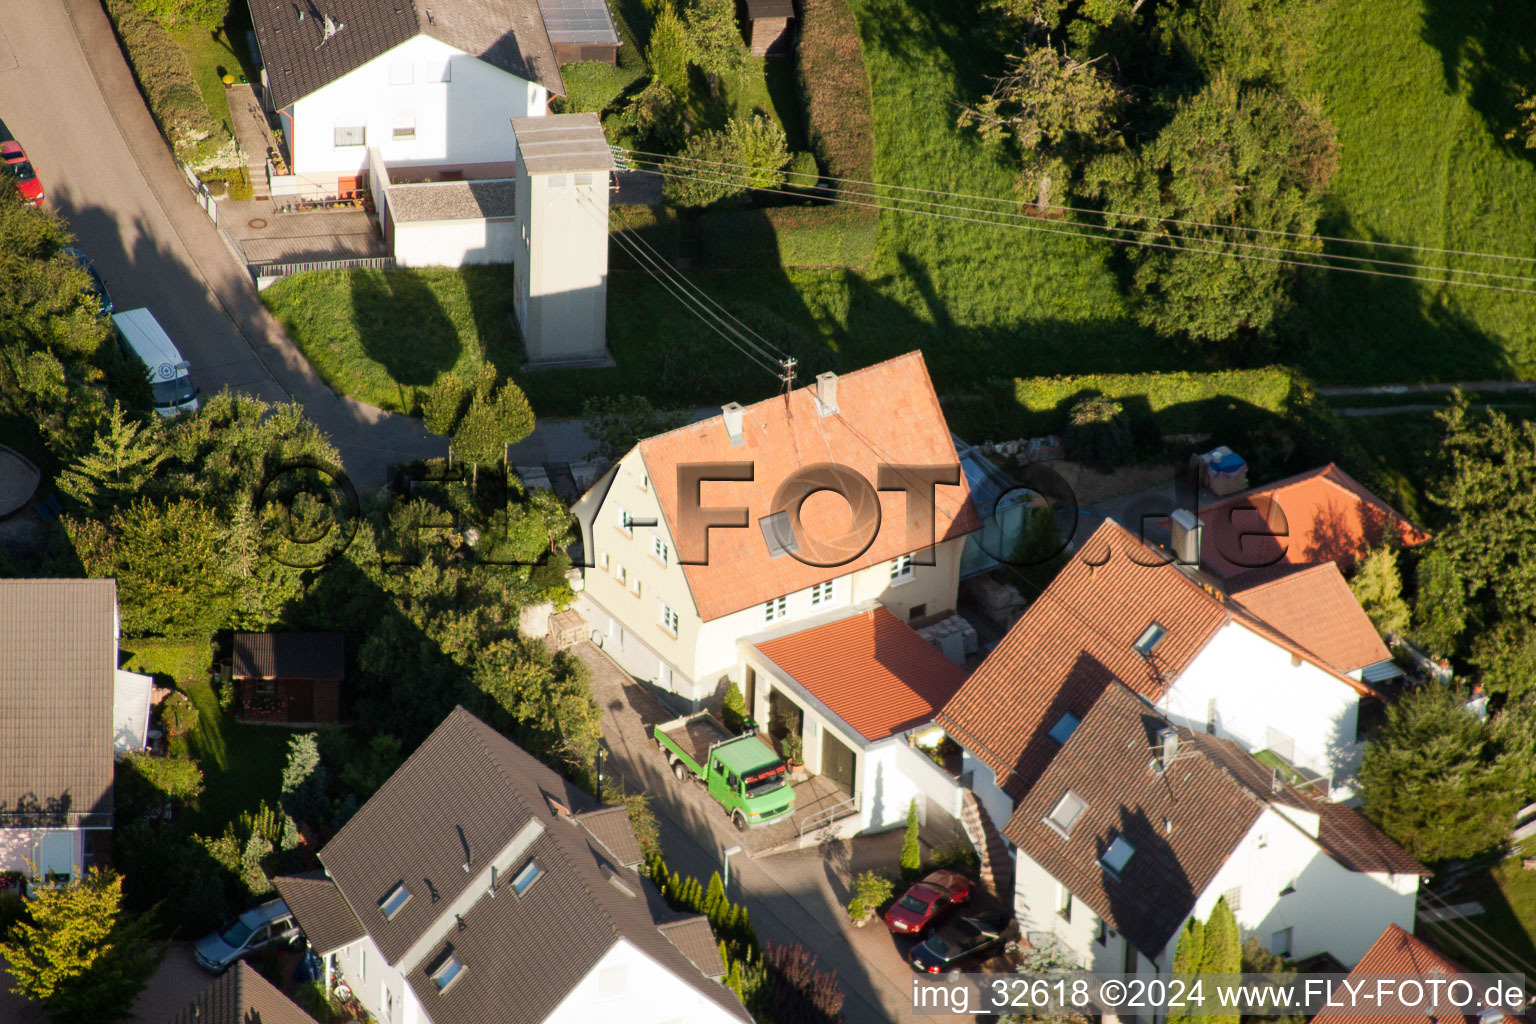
[
  {"x1": 312, "y1": 707, "x2": 751, "y2": 1024},
  {"x1": 272, "y1": 870, "x2": 366, "y2": 955},
  {"x1": 386, "y1": 179, "x2": 517, "y2": 222},
  {"x1": 0, "y1": 579, "x2": 115, "y2": 828},
  {"x1": 233, "y1": 632, "x2": 345, "y2": 681},
  {"x1": 161, "y1": 961, "x2": 318, "y2": 1024},
  {"x1": 510, "y1": 114, "x2": 616, "y2": 174},
  {"x1": 250, "y1": 0, "x2": 563, "y2": 111},
  {"x1": 573, "y1": 804, "x2": 644, "y2": 867}
]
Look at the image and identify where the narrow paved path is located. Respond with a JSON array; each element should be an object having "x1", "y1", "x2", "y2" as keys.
[
  {"x1": 0, "y1": 0, "x2": 443, "y2": 488},
  {"x1": 1316, "y1": 381, "x2": 1536, "y2": 397}
]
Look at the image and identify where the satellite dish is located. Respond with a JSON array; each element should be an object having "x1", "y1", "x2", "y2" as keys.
[{"x1": 158, "y1": 363, "x2": 176, "y2": 379}]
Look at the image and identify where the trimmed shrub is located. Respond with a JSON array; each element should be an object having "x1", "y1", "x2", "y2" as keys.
[
  {"x1": 105, "y1": 0, "x2": 233, "y2": 166},
  {"x1": 160, "y1": 691, "x2": 200, "y2": 737},
  {"x1": 900, "y1": 799, "x2": 921, "y2": 880},
  {"x1": 722, "y1": 682, "x2": 749, "y2": 732}
]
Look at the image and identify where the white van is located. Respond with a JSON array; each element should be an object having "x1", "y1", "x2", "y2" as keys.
[{"x1": 112, "y1": 308, "x2": 199, "y2": 417}]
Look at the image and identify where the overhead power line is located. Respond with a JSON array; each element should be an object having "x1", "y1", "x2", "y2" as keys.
[
  {"x1": 618, "y1": 146, "x2": 1536, "y2": 267},
  {"x1": 617, "y1": 153, "x2": 1536, "y2": 297}
]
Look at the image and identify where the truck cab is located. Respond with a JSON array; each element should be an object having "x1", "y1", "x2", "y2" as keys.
[{"x1": 705, "y1": 738, "x2": 796, "y2": 829}]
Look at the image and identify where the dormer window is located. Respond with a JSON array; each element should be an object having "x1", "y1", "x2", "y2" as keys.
[
  {"x1": 760, "y1": 511, "x2": 798, "y2": 559},
  {"x1": 378, "y1": 882, "x2": 411, "y2": 920},
  {"x1": 428, "y1": 946, "x2": 465, "y2": 993},
  {"x1": 1133, "y1": 623, "x2": 1167, "y2": 656},
  {"x1": 511, "y1": 858, "x2": 543, "y2": 896},
  {"x1": 1047, "y1": 713, "x2": 1080, "y2": 745},
  {"x1": 1045, "y1": 791, "x2": 1086, "y2": 837},
  {"x1": 1101, "y1": 835, "x2": 1136, "y2": 876}
]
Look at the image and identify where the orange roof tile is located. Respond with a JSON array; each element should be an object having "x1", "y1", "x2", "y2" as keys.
[
  {"x1": 1229, "y1": 563, "x2": 1390, "y2": 675},
  {"x1": 1198, "y1": 464, "x2": 1430, "y2": 580},
  {"x1": 939, "y1": 519, "x2": 1378, "y2": 802},
  {"x1": 638, "y1": 352, "x2": 981, "y2": 622},
  {"x1": 753, "y1": 606, "x2": 968, "y2": 742},
  {"x1": 1312, "y1": 925, "x2": 1501, "y2": 1023}
]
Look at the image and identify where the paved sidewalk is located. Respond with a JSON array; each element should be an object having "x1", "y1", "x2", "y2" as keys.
[{"x1": 578, "y1": 638, "x2": 974, "y2": 1024}]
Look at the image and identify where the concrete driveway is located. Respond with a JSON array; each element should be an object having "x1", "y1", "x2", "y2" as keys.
[
  {"x1": 0, "y1": 0, "x2": 444, "y2": 488},
  {"x1": 578, "y1": 636, "x2": 982, "y2": 1023}
]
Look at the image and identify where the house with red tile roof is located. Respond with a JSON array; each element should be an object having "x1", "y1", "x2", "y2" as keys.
[
  {"x1": 573, "y1": 353, "x2": 980, "y2": 725},
  {"x1": 939, "y1": 518, "x2": 1387, "y2": 846},
  {"x1": 1195, "y1": 463, "x2": 1429, "y2": 583},
  {"x1": 1007, "y1": 682, "x2": 1424, "y2": 979},
  {"x1": 738, "y1": 604, "x2": 970, "y2": 831},
  {"x1": 1311, "y1": 924, "x2": 1522, "y2": 1024}
]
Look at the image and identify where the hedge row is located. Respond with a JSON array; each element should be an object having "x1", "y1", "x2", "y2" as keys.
[
  {"x1": 104, "y1": 0, "x2": 232, "y2": 167},
  {"x1": 695, "y1": 204, "x2": 878, "y2": 270}
]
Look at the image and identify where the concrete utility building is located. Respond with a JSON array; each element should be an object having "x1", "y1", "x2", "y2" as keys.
[{"x1": 511, "y1": 113, "x2": 615, "y2": 366}]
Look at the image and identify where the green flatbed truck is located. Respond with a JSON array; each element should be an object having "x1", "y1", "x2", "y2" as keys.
[{"x1": 653, "y1": 711, "x2": 796, "y2": 830}]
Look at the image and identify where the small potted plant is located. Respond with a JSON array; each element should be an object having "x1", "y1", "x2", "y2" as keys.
[{"x1": 781, "y1": 731, "x2": 804, "y2": 777}]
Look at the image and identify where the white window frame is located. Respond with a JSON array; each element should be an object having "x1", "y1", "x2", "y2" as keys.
[
  {"x1": 630, "y1": 575, "x2": 642, "y2": 597},
  {"x1": 1045, "y1": 791, "x2": 1085, "y2": 836},
  {"x1": 763, "y1": 595, "x2": 788, "y2": 624},
  {"x1": 660, "y1": 602, "x2": 679, "y2": 636},
  {"x1": 333, "y1": 124, "x2": 366, "y2": 148},
  {"x1": 1055, "y1": 883, "x2": 1071, "y2": 922},
  {"x1": 616, "y1": 506, "x2": 633, "y2": 538},
  {"x1": 614, "y1": 563, "x2": 626, "y2": 585},
  {"x1": 808, "y1": 579, "x2": 835, "y2": 607},
  {"x1": 651, "y1": 534, "x2": 669, "y2": 566},
  {"x1": 389, "y1": 61, "x2": 414, "y2": 85},
  {"x1": 890, "y1": 553, "x2": 915, "y2": 583},
  {"x1": 600, "y1": 551, "x2": 611, "y2": 573},
  {"x1": 392, "y1": 109, "x2": 416, "y2": 141}
]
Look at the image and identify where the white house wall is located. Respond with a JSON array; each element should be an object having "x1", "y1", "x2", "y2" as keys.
[
  {"x1": 393, "y1": 217, "x2": 517, "y2": 267},
  {"x1": 1011, "y1": 806, "x2": 1417, "y2": 980},
  {"x1": 1182, "y1": 807, "x2": 1417, "y2": 969},
  {"x1": 290, "y1": 36, "x2": 543, "y2": 176},
  {"x1": 584, "y1": 449, "x2": 967, "y2": 707},
  {"x1": 539, "y1": 937, "x2": 744, "y2": 1024},
  {"x1": 331, "y1": 934, "x2": 397, "y2": 1023},
  {"x1": 1161, "y1": 623, "x2": 1362, "y2": 783}
]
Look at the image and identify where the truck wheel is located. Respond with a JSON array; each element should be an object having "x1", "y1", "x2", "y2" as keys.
[
  {"x1": 672, "y1": 760, "x2": 689, "y2": 782},
  {"x1": 732, "y1": 811, "x2": 748, "y2": 832}
]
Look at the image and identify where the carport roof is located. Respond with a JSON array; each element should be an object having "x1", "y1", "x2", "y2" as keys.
[{"x1": 753, "y1": 606, "x2": 968, "y2": 742}]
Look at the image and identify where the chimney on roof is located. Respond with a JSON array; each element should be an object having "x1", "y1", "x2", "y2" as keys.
[
  {"x1": 1154, "y1": 727, "x2": 1178, "y2": 772},
  {"x1": 1170, "y1": 508, "x2": 1201, "y2": 567},
  {"x1": 722, "y1": 402, "x2": 745, "y2": 446},
  {"x1": 814, "y1": 372, "x2": 838, "y2": 416}
]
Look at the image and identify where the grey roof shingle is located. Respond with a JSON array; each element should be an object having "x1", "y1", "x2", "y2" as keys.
[
  {"x1": 161, "y1": 961, "x2": 318, "y2": 1024},
  {"x1": 272, "y1": 870, "x2": 366, "y2": 955},
  {"x1": 0, "y1": 579, "x2": 116, "y2": 828},
  {"x1": 310, "y1": 707, "x2": 751, "y2": 1024},
  {"x1": 249, "y1": 0, "x2": 563, "y2": 111},
  {"x1": 573, "y1": 805, "x2": 644, "y2": 867},
  {"x1": 386, "y1": 179, "x2": 517, "y2": 222},
  {"x1": 233, "y1": 632, "x2": 345, "y2": 681},
  {"x1": 510, "y1": 113, "x2": 616, "y2": 174}
]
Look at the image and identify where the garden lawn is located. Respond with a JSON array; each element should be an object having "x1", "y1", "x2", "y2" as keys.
[
  {"x1": 119, "y1": 638, "x2": 211, "y2": 687},
  {"x1": 169, "y1": 678, "x2": 293, "y2": 836},
  {"x1": 1295, "y1": 0, "x2": 1536, "y2": 383},
  {"x1": 260, "y1": 267, "x2": 521, "y2": 416},
  {"x1": 1422, "y1": 848, "x2": 1536, "y2": 978},
  {"x1": 169, "y1": 24, "x2": 255, "y2": 140}
]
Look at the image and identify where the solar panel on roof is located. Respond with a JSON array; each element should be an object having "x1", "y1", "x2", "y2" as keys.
[{"x1": 536, "y1": 0, "x2": 620, "y2": 44}]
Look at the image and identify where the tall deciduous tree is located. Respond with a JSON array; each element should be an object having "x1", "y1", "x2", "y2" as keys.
[
  {"x1": 1083, "y1": 73, "x2": 1337, "y2": 345},
  {"x1": 684, "y1": 0, "x2": 744, "y2": 88},
  {"x1": 1359, "y1": 683, "x2": 1519, "y2": 863},
  {"x1": 958, "y1": 44, "x2": 1123, "y2": 208},
  {"x1": 492, "y1": 380, "x2": 536, "y2": 455},
  {"x1": 0, "y1": 867, "x2": 163, "y2": 1024}
]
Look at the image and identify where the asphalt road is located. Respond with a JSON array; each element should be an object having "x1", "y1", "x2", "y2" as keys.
[{"x1": 0, "y1": 0, "x2": 443, "y2": 488}]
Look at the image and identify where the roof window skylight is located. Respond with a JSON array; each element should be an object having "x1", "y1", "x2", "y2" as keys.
[
  {"x1": 1133, "y1": 622, "x2": 1167, "y2": 656},
  {"x1": 1045, "y1": 791, "x2": 1086, "y2": 837},
  {"x1": 1101, "y1": 836, "x2": 1136, "y2": 875},
  {"x1": 1048, "y1": 712, "x2": 1081, "y2": 745},
  {"x1": 378, "y1": 882, "x2": 411, "y2": 920}
]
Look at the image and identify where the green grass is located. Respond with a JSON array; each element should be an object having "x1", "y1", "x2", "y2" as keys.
[
  {"x1": 119, "y1": 638, "x2": 211, "y2": 687},
  {"x1": 169, "y1": 678, "x2": 293, "y2": 836},
  {"x1": 558, "y1": 60, "x2": 646, "y2": 115},
  {"x1": 1294, "y1": 0, "x2": 1536, "y2": 384},
  {"x1": 169, "y1": 24, "x2": 253, "y2": 138},
  {"x1": 260, "y1": 267, "x2": 522, "y2": 416},
  {"x1": 1423, "y1": 847, "x2": 1536, "y2": 978},
  {"x1": 696, "y1": 205, "x2": 879, "y2": 270}
]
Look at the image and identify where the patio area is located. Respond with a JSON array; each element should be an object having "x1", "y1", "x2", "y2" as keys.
[{"x1": 221, "y1": 198, "x2": 388, "y2": 270}]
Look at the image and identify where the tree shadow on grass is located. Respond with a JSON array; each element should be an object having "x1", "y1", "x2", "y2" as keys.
[
  {"x1": 349, "y1": 269, "x2": 460, "y2": 409},
  {"x1": 1420, "y1": 0, "x2": 1536, "y2": 164}
]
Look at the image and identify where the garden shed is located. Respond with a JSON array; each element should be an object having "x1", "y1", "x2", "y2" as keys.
[
  {"x1": 232, "y1": 632, "x2": 346, "y2": 723},
  {"x1": 537, "y1": 0, "x2": 621, "y2": 64},
  {"x1": 742, "y1": 0, "x2": 795, "y2": 56}
]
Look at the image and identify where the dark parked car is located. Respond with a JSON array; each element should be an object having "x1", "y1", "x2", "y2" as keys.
[
  {"x1": 64, "y1": 248, "x2": 113, "y2": 315},
  {"x1": 909, "y1": 913, "x2": 1010, "y2": 973},
  {"x1": 1, "y1": 141, "x2": 44, "y2": 206},
  {"x1": 883, "y1": 869, "x2": 973, "y2": 935}
]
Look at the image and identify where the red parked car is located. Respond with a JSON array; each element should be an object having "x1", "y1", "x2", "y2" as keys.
[
  {"x1": 1, "y1": 141, "x2": 43, "y2": 206},
  {"x1": 883, "y1": 870, "x2": 974, "y2": 935}
]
